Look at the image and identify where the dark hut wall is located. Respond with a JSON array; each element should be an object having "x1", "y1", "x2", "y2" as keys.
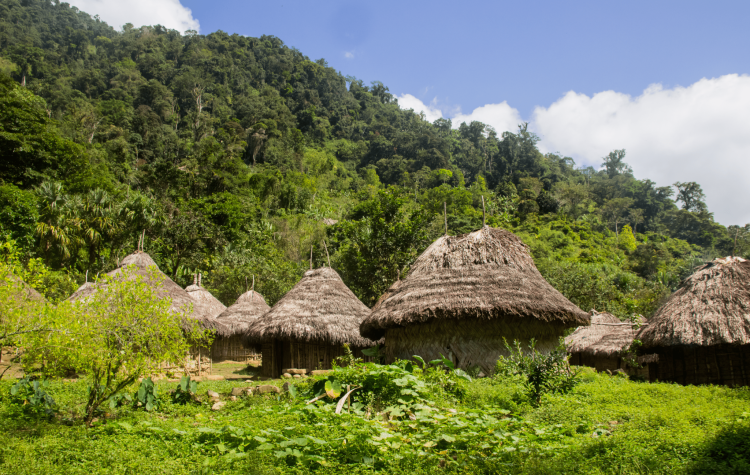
[
  {"x1": 649, "y1": 344, "x2": 750, "y2": 387},
  {"x1": 569, "y1": 353, "x2": 621, "y2": 373},
  {"x1": 211, "y1": 335, "x2": 260, "y2": 363},
  {"x1": 260, "y1": 340, "x2": 373, "y2": 378},
  {"x1": 384, "y1": 319, "x2": 565, "y2": 375}
]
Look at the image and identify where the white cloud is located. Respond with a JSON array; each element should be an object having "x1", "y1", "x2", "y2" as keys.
[
  {"x1": 532, "y1": 74, "x2": 750, "y2": 225},
  {"x1": 344, "y1": 51, "x2": 355, "y2": 59},
  {"x1": 67, "y1": 0, "x2": 199, "y2": 32},
  {"x1": 396, "y1": 94, "x2": 443, "y2": 123},
  {"x1": 394, "y1": 75, "x2": 750, "y2": 225},
  {"x1": 451, "y1": 102, "x2": 523, "y2": 135}
]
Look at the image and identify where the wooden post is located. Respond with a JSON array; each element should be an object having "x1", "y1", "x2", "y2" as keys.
[
  {"x1": 444, "y1": 201, "x2": 448, "y2": 235},
  {"x1": 323, "y1": 240, "x2": 331, "y2": 267},
  {"x1": 251, "y1": 275, "x2": 255, "y2": 300},
  {"x1": 141, "y1": 229, "x2": 146, "y2": 251},
  {"x1": 481, "y1": 195, "x2": 486, "y2": 227},
  {"x1": 310, "y1": 245, "x2": 313, "y2": 270}
]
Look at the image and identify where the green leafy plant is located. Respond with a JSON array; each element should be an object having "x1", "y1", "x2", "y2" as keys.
[
  {"x1": 172, "y1": 375, "x2": 199, "y2": 405},
  {"x1": 134, "y1": 377, "x2": 160, "y2": 411},
  {"x1": 10, "y1": 376, "x2": 56, "y2": 416},
  {"x1": 495, "y1": 338, "x2": 579, "y2": 406}
]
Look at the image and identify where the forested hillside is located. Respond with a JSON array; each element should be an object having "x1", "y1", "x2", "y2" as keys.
[{"x1": 1, "y1": 0, "x2": 746, "y2": 316}]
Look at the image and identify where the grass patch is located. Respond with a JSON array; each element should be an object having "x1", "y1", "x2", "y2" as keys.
[{"x1": 0, "y1": 369, "x2": 747, "y2": 474}]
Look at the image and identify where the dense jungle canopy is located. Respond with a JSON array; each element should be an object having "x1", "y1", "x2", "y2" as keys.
[{"x1": 1, "y1": 0, "x2": 747, "y2": 316}]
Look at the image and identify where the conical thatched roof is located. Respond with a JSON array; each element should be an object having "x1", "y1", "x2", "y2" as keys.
[
  {"x1": 2, "y1": 274, "x2": 46, "y2": 303},
  {"x1": 566, "y1": 312, "x2": 646, "y2": 358},
  {"x1": 360, "y1": 226, "x2": 590, "y2": 340},
  {"x1": 638, "y1": 256, "x2": 750, "y2": 348},
  {"x1": 565, "y1": 312, "x2": 621, "y2": 354},
  {"x1": 67, "y1": 251, "x2": 229, "y2": 336},
  {"x1": 216, "y1": 289, "x2": 271, "y2": 335},
  {"x1": 67, "y1": 281, "x2": 95, "y2": 302},
  {"x1": 246, "y1": 267, "x2": 375, "y2": 347},
  {"x1": 185, "y1": 280, "x2": 226, "y2": 319}
]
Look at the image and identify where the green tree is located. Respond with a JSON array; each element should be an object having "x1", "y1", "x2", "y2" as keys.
[
  {"x1": 23, "y1": 266, "x2": 208, "y2": 426},
  {"x1": 328, "y1": 188, "x2": 430, "y2": 304},
  {"x1": 673, "y1": 181, "x2": 707, "y2": 212},
  {"x1": 601, "y1": 149, "x2": 632, "y2": 178}
]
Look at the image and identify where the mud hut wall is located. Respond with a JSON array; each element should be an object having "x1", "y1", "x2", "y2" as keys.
[
  {"x1": 383, "y1": 319, "x2": 565, "y2": 375},
  {"x1": 211, "y1": 335, "x2": 260, "y2": 363},
  {"x1": 650, "y1": 344, "x2": 750, "y2": 387},
  {"x1": 260, "y1": 340, "x2": 374, "y2": 378}
]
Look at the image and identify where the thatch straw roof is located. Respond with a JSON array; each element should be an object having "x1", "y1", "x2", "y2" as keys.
[
  {"x1": 185, "y1": 276, "x2": 226, "y2": 319},
  {"x1": 565, "y1": 312, "x2": 621, "y2": 354},
  {"x1": 246, "y1": 267, "x2": 376, "y2": 347},
  {"x1": 216, "y1": 289, "x2": 270, "y2": 336},
  {"x1": 2, "y1": 274, "x2": 46, "y2": 306},
  {"x1": 67, "y1": 281, "x2": 95, "y2": 302},
  {"x1": 638, "y1": 256, "x2": 750, "y2": 348},
  {"x1": 67, "y1": 251, "x2": 229, "y2": 336},
  {"x1": 566, "y1": 312, "x2": 647, "y2": 358},
  {"x1": 360, "y1": 226, "x2": 590, "y2": 340}
]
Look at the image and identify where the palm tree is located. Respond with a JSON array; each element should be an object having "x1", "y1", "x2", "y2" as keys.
[{"x1": 35, "y1": 182, "x2": 78, "y2": 262}]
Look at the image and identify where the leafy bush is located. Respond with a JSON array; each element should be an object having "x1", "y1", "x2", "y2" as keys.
[
  {"x1": 495, "y1": 339, "x2": 579, "y2": 406},
  {"x1": 10, "y1": 376, "x2": 56, "y2": 416},
  {"x1": 172, "y1": 375, "x2": 199, "y2": 405}
]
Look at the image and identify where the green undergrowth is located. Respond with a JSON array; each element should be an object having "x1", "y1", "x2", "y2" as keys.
[{"x1": 0, "y1": 369, "x2": 748, "y2": 474}]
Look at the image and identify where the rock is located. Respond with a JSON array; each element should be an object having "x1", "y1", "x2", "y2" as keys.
[
  {"x1": 310, "y1": 370, "x2": 332, "y2": 376},
  {"x1": 207, "y1": 390, "x2": 220, "y2": 399},
  {"x1": 229, "y1": 396, "x2": 237, "y2": 402},
  {"x1": 211, "y1": 401, "x2": 226, "y2": 411},
  {"x1": 230, "y1": 387, "x2": 245, "y2": 397},
  {"x1": 255, "y1": 385, "x2": 281, "y2": 394},
  {"x1": 244, "y1": 387, "x2": 254, "y2": 396},
  {"x1": 477, "y1": 372, "x2": 486, "y2": 378},
  {"x1": 282, "y1": 373, "x2": 292, "y2": 379},
  {"x1": 293, "y1": 374, "x2": 301, "y2": 379},
  {"x1": 205, "y1": 375, "x2": 225, "y2": 381},
  {"x1": 282, "y1": 368, "x2": 307, "y2": 375}
]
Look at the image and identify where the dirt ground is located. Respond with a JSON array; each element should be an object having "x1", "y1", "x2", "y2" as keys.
[{"x1": 0, "y1": 349, "x2": 262, "y2": 381}]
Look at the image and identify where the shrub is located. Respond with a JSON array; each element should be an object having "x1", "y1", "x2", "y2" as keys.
[{"x1": 495, "y1": 338, "x2": 579, "y2": 406}]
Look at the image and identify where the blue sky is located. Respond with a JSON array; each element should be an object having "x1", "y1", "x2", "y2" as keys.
[
  {"x1": 67, "y1": 0, "x2": 750, "y2": 225},
  {"x1": 181, "y1": 0, "x2": 749, "y2": 118}
]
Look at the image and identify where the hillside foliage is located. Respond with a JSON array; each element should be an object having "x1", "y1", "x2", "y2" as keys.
[{"x1": 1, "y1": 0, "x2": 747, "y2": 317}]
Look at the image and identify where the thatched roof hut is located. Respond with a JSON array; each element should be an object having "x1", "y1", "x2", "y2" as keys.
[
  {"x1": 185, "y1": 274, "x2": 226, "y2": 319},
  {"x1": 637, "y1": 256, "x2": 750, "y2": 386},
  {"x1": 246, "y1": 267, "x2": 376, "y2": 377},
  {"x1": 566, "y1": 312, "x2": 647, "y2": 374},
  {"x1": 67, "y1": 251, "x2": 228, "y2": 336},
  {"x1": 360, "y1": 226, "x2": 589, "y2": 373},
  {"x1": 3, "y1": 274, "x2": 45, "y2": 303},
  {"x1": 211, "y1": 289, "x2": 270, "y2": 363},
  {"x1": 217, "y1": 289, "x2": 271, "y2": 335}
]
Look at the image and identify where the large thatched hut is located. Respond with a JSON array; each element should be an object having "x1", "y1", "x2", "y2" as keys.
[
  {"x1": 67, "y1": 251, "x2": 229, "y2": 373},
  {"x1": 637, "y1": 256, "x2": 750, "y2": 387},
  {"x1": 360, "y1": 226, "x2": 590, "y2": 374},
  {"x1": 212, "y1": 289, "x2": 270, "y2": 363},
  {"x1": 566, "y1": 311, "x2": 648, "y2": 375},
  {"x1": 246, "y1": 267, "x2": 376, "y2": 378},
  {"x1": 185, "y1": 274, "x2": 226, "y2": 319}
]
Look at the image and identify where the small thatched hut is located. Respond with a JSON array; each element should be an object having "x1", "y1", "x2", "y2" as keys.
[
  {"x1": 360, "y1": 226, "x2": 590, "y2": 374},
  {"x1": 67, "y1": 251, "x2": 229, "y2": 373},
  {"x1": 637, "y1": 256, "x2": 750, "y2": 387},
  {"x1": 566, "y1": 312, "x2": 648, "y2": 375},
  {"x1": 246, "y1": 267, "x2": 376, "y2": 378},
  {"x1": 212, "y1": 289, "x2": 270, "y2": 363},
  {"x1": 185, "y1": 274, "x2": 226, "y2": 319}
]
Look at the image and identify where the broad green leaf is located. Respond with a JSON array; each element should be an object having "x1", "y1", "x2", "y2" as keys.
[{"x1": 324, "y1": 380, "x2": 341, "y2": 398}]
